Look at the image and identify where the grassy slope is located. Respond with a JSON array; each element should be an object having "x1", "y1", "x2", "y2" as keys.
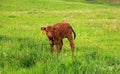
[{"x1": 0, "y1": 0, "x2": 120, "y2": 74}]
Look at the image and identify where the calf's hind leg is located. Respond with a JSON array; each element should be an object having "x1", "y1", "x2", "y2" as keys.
[{"x1": 67, "y1": 35, "x2": 75, "y2": 57}]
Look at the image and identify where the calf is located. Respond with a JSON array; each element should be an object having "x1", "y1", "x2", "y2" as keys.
[{"x1": 41, "y1": 22, "x2": 76, "y2": 57}]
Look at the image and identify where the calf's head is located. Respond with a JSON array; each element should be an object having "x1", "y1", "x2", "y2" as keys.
[{"x1": 41, "y1": 26, "x2": 55, "y2": 38}]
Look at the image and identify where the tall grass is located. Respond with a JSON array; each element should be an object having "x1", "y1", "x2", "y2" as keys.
[{"x1": 0, "y1": 0, "x2": 120, "y2": 74}]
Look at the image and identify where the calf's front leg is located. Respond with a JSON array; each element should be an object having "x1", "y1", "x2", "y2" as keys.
[
  {"x1": 49, "y1": 39, "x2": 54, "y2": 54},
  {"x1": 56, "y1": 39, "x2": 62, "y2": 54}
]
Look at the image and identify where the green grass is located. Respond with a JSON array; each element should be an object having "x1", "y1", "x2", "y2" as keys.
[{"x1": 0, "y1": 0, "x2": 120, "y2": 74}]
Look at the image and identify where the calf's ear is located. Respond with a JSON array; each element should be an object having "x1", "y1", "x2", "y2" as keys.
[
  {"x1": 41, "y1": 27, "x2": 46, "y2": 34},
  {"x1": 41, "y1": 27, "x2": 46, "y2": 31}
]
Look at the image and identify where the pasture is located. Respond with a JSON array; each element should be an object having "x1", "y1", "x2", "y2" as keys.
[{"x1": 0, "y1": 0, "x2": 120, "y2": 74}]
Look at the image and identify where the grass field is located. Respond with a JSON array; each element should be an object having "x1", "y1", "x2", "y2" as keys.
[{"x1": 0, "y1": 0, "x2": 120, "y2": 74}]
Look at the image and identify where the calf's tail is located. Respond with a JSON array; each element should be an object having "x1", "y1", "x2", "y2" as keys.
[{"x1": 72, "y1": 28, "x2": 76, "y2": 39}]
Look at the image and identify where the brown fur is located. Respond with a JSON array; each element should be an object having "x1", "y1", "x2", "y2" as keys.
[{"x1": 41, "y1": 22, "x2": 76, "y2": 56}]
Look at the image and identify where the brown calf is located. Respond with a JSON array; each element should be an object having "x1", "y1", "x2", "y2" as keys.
[{"x1": 41, "y1": 22, "x2": 76, "y2": 57}]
